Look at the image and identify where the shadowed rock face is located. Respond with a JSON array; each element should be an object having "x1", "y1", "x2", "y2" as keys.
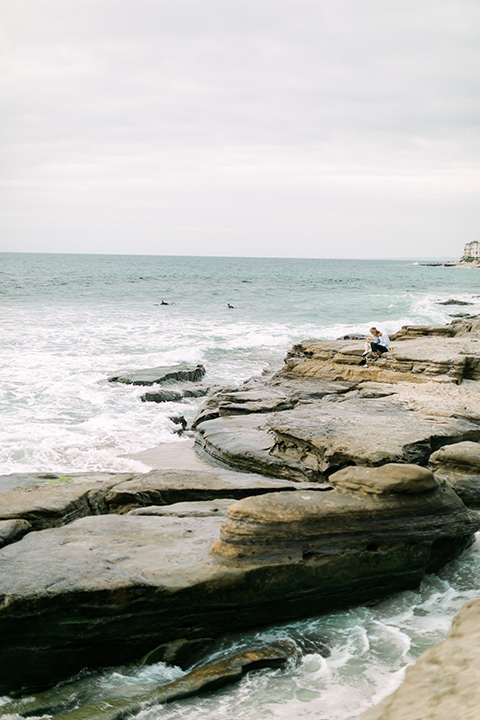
[
  {"x1": 0, "y1": 519, "x2": 31, "y2": 547},
  {"x1": 429, "y1": 441, "x2": 480, "y2": 508},
  {"x1": 0, "y1": 640, "x2": 301, "y2": 720},
  {"x1": 141, "y1": 384, "x2": 211, "y2": 403}
]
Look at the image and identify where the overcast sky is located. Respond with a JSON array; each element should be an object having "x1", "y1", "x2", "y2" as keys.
[{"x1": 1, "y1": 0, "x2": 479, "y2": 258}]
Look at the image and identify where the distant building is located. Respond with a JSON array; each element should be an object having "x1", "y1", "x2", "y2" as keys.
[{"x1": 463, "y1": 240, "x2": 480, "y2": 260}]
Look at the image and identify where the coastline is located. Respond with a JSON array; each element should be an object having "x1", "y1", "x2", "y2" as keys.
[
  {"x1": 2, "y1": 314, "x2": 480, "y2": 718},
  {"x1": 420, "y1": 260, "x2": 480, "y2": 267}
]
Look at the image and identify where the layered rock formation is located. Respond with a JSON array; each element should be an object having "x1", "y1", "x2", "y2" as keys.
[
  {"x1": 2, "y1": 316, "x2": 480, "y2": 703},
  {"x1": 1, "y1": 463, "x2": 477, "y2": 696},
  {"x1": 429, "y1": 441, "x2": 480, "y2": 508},
  {"x1": 194, "y1": 317, "x2": 480, "y2": 482},
  {"x1": 212, "y1": 464, "x2": 477, "y2": 571}
]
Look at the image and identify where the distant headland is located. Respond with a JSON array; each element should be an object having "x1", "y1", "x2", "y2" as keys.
[{"x1": 421, "y1": 238, "x2": 480, "y2": 267}]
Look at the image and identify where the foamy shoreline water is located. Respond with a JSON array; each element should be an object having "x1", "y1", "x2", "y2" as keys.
[{"x1": 2, "y1": 253, "x2": 480, "y2": 475}]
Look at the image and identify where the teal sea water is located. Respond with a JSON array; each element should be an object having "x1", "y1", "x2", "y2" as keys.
[
  {"x1": 1, "y1": 252, "x2": 480, "y2": 719},
  {"x1": 2, "y1": 252, "x2": 480, "y2": 475}
]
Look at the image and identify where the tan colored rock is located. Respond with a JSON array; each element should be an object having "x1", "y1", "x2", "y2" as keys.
[
  {"x1": 391, "y1": 315, "x2": 480, "y2": 340},
  {"x1": 281, "y1": 336, "x2": 480, "y2": 385},
  {"x1": 329, "y1": 464, "x2": 439, "y2": 496},
  {"x1": 212, "y1": 481, "x2": 478, "y2": 565},
  {"x1": 359, "y1": 596, "x2": 480, "y2": 720}
]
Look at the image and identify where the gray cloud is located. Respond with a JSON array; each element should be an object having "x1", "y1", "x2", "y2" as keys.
[{"x1": 1, "y1": 0, "x2": 479, "y2": 257}]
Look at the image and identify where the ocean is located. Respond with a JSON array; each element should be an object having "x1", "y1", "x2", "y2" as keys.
[{"x1": 1, "y1": 252, "x2": 480, "y2": 718}]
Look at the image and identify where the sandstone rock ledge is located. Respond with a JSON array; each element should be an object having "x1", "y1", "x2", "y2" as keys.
[
  {"x1": 0, "y1": 464, "x2": 478, "y2": 696},
  {"x1": 193, "y1": 317, "x2": 480, "y2": 483}
]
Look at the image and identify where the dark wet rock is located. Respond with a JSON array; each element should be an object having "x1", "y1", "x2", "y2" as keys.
[
  {"x1": 429, "y1": 441, "x2": 480, "y2": 507},
  {"x1": 437, "y1": 298, "x2": 474, "y2": 306},
  {"x1": 212, "y1": 465, "x2": 479, "y2": 567},
  {"x1": 196, "y1": 397, "x2": 480, "y2": 481},
  {"x1": 2, "y1": 640, "x2": 300, "y2": 720},
  {"x1": 108, "y1": 363, "x2": 206, "y2": 386},
  {"x1": 141, "y1": 384, "x2": 211, "y2": 403},
  {"x1": 104, "y1": 468, "x2": 321, "y2": 514},
  {"x1": 169, "y1": 414, "x2": 187, "y2": 433},
  {"x1": 140, "y1": 636, "x2": 217, "y2": 668},
  {"x1": 0, "y1": 519, "x2": 31, "y2": 548}
]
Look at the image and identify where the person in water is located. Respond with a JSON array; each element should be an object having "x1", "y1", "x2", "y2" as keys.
[{"x1": 160, "y1": 300, "x2": 175, "y2": 306}]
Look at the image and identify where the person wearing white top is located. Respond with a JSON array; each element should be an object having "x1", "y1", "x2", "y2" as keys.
[{"x1": 369, "y1": 327, "x2": 390, "y2": 357}]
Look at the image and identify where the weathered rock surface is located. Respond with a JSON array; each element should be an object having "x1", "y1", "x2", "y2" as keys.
[
  {"x1": 0, "y1": 473, "x2": 131, "y2": 534},
  {"x1": 1, "y1": 465, "x2": 477, "y2": 696},
  {"x1": 429, "y1": 441, "x2": 480, "y2": 507},
  {"x1": 193, "y1": 317, "x2": 480, "y2": 483},
  {"x1": 212, "y1": 464, "x2": 479, "y2": 567},
  {"x1": 128, "y1": 498, "x2": 234, "y2": 517},
  {"x1": 281, "y1": 335, "x2": 480, "y2": 385},
  {"x1": 358, "y1": 596, "x2": 480, "y2": 720},
  {"x1": 391, "y1": 315, "x2": 480, "y2": 339},
  {"x1": 192, "y1": 375, "x2": 352, "y2": 428},
  {"x1": 0, "y1": 468, "x2": 317, "y2": 543},
  {"x1": 108, "y1": 363, "x2": 206, "y2": 386},
  {"x1": 196, "y1": 397, "x2": 480, "y2": 481},
  {"x1": 103, "y1": 468, "x2": 323, "y2": 513},
  {"x1": 4, "y1": 316, "x2": 480, "y2": 702}
]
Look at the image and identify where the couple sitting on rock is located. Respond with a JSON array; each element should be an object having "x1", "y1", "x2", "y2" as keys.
[{"x1": 363, "y1": 327, "x2": 391, "y2": 363}]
